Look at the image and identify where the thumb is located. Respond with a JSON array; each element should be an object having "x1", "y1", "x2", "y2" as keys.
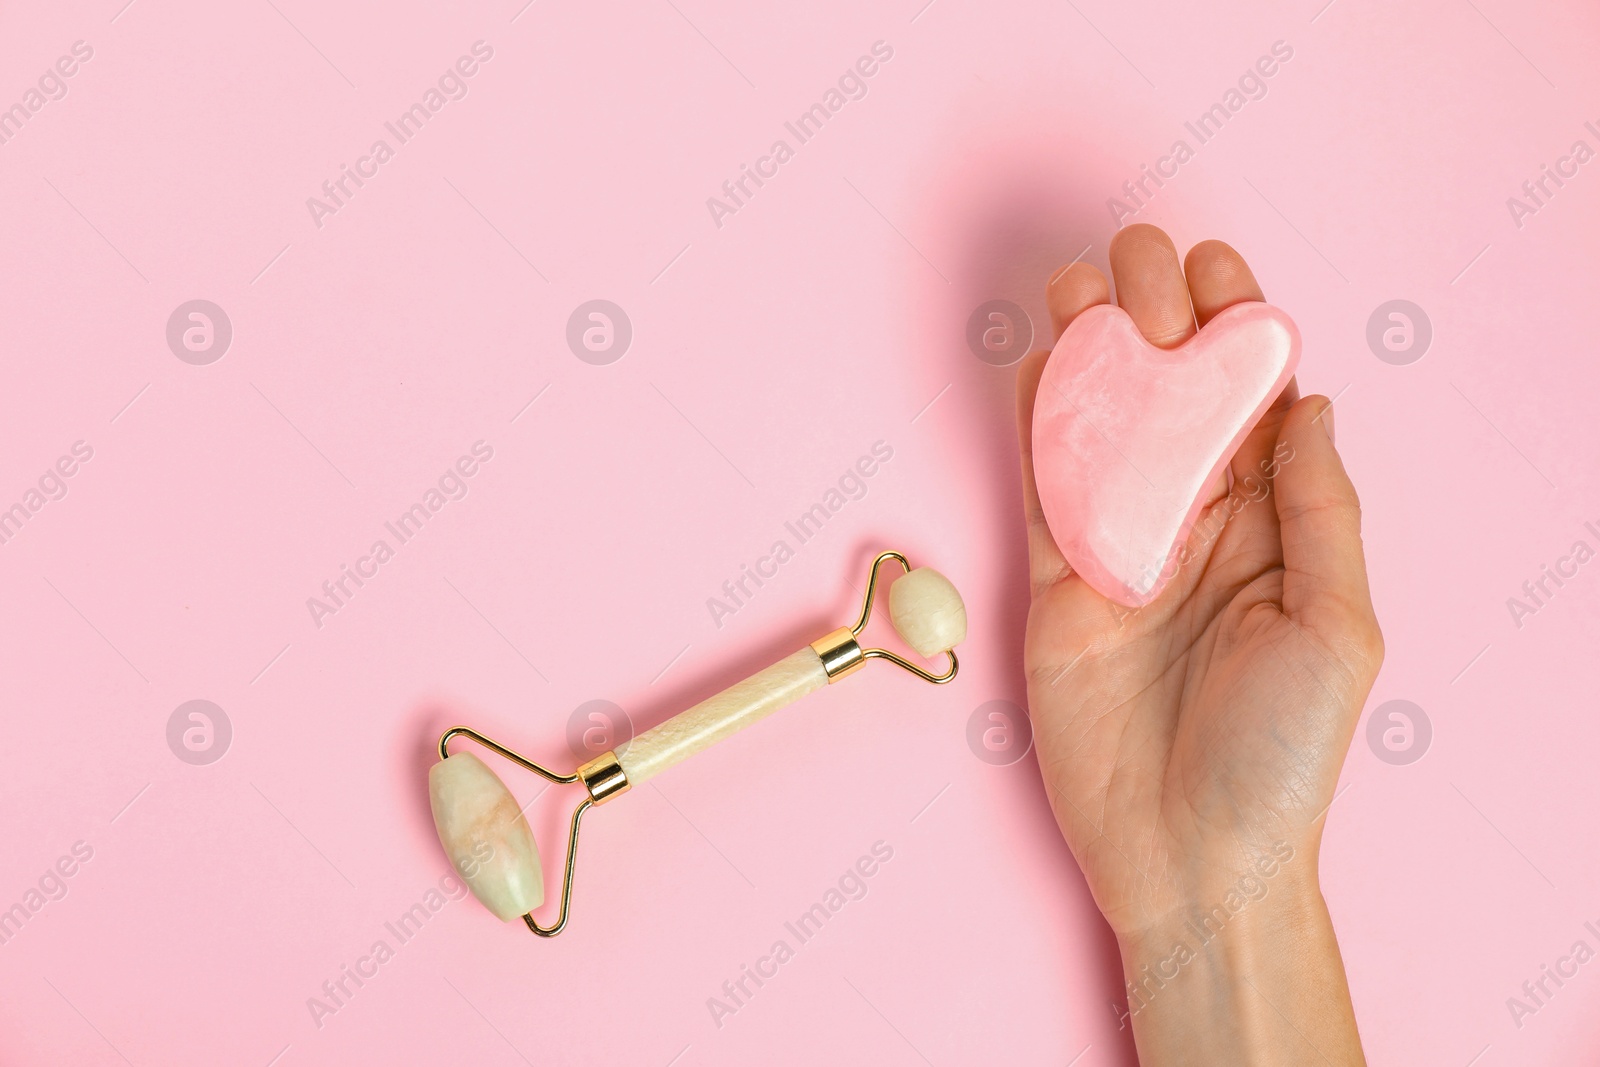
[{"x1": 1272, "y1": 396, "x2": 1383, "y2": 663}]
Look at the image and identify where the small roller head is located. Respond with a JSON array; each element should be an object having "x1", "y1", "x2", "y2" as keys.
[
  {"x1": 888, "y1": 567, "x2": 967, "y2": 658},
  {"x1": 429, "y1": 752, "x2": 544, "y2": 921}
]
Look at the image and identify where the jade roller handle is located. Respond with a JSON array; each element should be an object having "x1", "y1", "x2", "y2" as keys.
[
  {"x1": 606, "y1": 565, "x2": 964, "y2": 785},
  {"x1": 612, "y1": 647, "x2": 827, "y2": 784}
]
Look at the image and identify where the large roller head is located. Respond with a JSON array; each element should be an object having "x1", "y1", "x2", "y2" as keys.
[
  {"x1": 887, "y1": 566, "x2": 967, "y2": 658},
  {"x1": 429, "y1": 752, "x2": 544, "y2": 921}
]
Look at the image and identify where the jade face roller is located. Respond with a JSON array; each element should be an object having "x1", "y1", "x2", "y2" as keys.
[{"x1": 428, "y1": 550, "x2": 966, "y2": 936}]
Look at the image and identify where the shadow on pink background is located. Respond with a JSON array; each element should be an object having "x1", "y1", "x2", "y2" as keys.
[{"x1": 2, "y1": 0, "x2": 1598, "y2": 1063}]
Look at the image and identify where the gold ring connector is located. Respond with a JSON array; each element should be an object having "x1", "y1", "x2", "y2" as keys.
[
  {"x1": 576, "y1": 750, "x2": 631, "y2": 804},
  {"x1": 811, "y1": 626, "x2": 867, "y2": 682}
]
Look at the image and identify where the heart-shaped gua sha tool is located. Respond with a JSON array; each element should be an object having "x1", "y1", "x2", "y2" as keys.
[{"x1": 1032, "y1": 300, "x2": 1299, "y2": 607}]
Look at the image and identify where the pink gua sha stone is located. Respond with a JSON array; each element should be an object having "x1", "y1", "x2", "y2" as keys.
[{"x1": 1031, "y1": 300, "x2": 1300, "y2": 607}]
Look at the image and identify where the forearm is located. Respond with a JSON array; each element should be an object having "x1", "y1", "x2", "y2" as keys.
[{"x1": 1115, "y1": 867, "x2": 1364, "y2": 1066}]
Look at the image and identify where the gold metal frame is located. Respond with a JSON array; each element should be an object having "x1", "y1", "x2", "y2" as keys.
[
  {"x1": 434, "y1": 549, "x2": 958, "y2": 938},
  {"x1": 845, "y1": 550, "x2": 960, "y2": 684},
  {"x1": 437, "y1": 726, "x2": 596, "y2": 937}
]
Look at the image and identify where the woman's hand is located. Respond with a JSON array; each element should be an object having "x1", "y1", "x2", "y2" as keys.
[{"x1": 1016, "y1": 224, "x2": 1382, "y2": 1064}]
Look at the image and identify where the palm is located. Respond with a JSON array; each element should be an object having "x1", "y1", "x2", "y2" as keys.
[{"x1": 1015, "y1": 227, "x2": 1383, "y2": 937}]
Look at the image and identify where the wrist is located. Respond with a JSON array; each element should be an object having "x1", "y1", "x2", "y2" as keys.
[
  {"x1": 1116, "y1": 863, "x2": 1328, "y2": 1001},
  {"x1": 1113, "y1": 834, "x2": 1318, "y2": 945},
  {"x1": 1109, "y1": 845, "x2": 1364, "y2": 1065}
]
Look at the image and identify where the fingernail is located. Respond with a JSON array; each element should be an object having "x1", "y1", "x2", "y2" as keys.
[{"x1": 1320, "y1": 404, "x2": 1336, "y2": 444}]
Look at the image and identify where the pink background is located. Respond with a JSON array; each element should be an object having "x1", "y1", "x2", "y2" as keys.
[{"x1": 3, "y1": 0, "x2": 1599, "y2": 1063}]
